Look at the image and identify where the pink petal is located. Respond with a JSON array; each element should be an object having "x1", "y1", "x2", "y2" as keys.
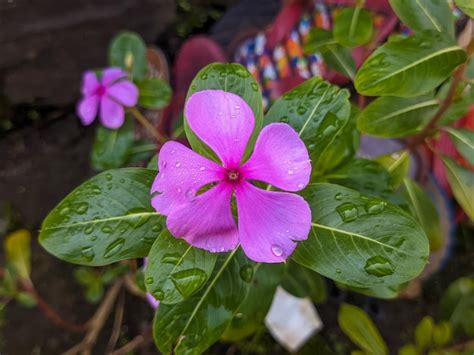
[
  {"x1": 101, "y1": 67, "x2": 127, "y2": 86},
  {"x1": 241, "y1": 123, "x2": 311, "y2": 192},
  {"x1": 236, "y1": 181, "x2": 311, "y2": 263},
  {"x1": 100, "y1": 96, "x2": 125, "y2": 129},
  {"x1": 107, "y1": 80, "x2": 138, "y2": 107},
  {"x1": 76, "y1": 95, "x2": 99, "y2": 125},
  {"x1": 151, "y1": 141, "x2": 224, "y2": 215},
  {"x1": 185, "y1": 90, "x2": 255, "y2": 168},
  {"x1": 81, "y1": 71, "x2": 100, "y2": 96},
  {"x1": 167, "y1": 182, "x2": 239, "y2": 253}
]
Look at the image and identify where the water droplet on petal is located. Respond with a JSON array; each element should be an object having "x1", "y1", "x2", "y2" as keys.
[
  {"x1": 185, "y1": 189, "x2": 195, "y2": 200},
  {"x1": 161, "y1": 161, "x2": 167, "y2": 169},
  {"x1": 199, "y1": 166, "x2": 205, "y2": 171},
  {"x1": 271, "y1": 244, "x2": 283, "y2": 257},
  {"x1": 297, "y1": 183, "x2": 304, "y2": 189},
  {"x1": 175, "y1": 162, "x2": 181, "y2": 168},
  {"x1": 288, "y1": 170, "x2": 294, "y2": 175}
]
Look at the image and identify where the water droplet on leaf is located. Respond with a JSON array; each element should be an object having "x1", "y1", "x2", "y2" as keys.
[
  {"x1": 239, "y1": 264, "x2": 254, "y2": 283},
  {"x1": 364, "y1": 256, "x2": 394, "y2": 277},
  {"x1": 171, "y1": 269, "x2": 207, "y2": 298},
  {"x1": 103, "y1": 239, "x2": 125, "y2": 259},
  {"x1": 336, "y1": 202, "x2": 358, "y2": 222}
]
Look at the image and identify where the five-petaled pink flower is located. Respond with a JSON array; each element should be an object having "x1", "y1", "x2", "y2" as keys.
[
  {"x1": 151, "y1": 90, "x2": 312, "y2": 263},
  {"x1": 77, "y1": 67, "x2": 138, "y2": 129}
]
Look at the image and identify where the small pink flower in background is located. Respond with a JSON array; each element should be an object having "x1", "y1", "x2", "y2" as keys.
[
  {"x1": 77, "y1": 67, "x2": 138, "y2": 129},
  {"x1": 151, "y1": 90, "x2": 312, "y2": 263}
]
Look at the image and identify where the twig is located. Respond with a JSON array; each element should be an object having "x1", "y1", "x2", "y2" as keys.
[
  {"x1": 123, "y1": 274, "x2": 147, "y2": 300},
  {"x1": 110, "y1": 328, "x2": 152, "y2": 355},
  {"x1": 106, "y1": 289, "x2": 125, "y2": 354},
  {"x1": 64, "y1": 280, "x2": 123, "y2": 355},
  {"x1": 20, "y1": 281, "x2": 86, "y2": 334},
  {"x1": 408, "y1": 37, "x2": 474, "y2": 149},
  {"x1": 128, "y1": 107, "x2": 167, "y2": 144}
]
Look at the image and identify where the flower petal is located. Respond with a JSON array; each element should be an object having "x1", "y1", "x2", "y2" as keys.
[
  {"x1": 236, "y1": 181, "x2": 311, "y2": 263},
  {"x1": 101, "y1": 67, "x2": 127, "y2": 86},
  {"x1": 100, "y1": 96, "x2": 125, "y2": 129},
  {"x1": 167, "y1": 182, "x2": 239, "y2": 253},
  {"x1": 77, "y1": 95, "x2": 99, "y2": 125},
  {"x1": 185, "y1": 90, "x2": 255, "y2": 168},
  {"x1": 241, "y1": 123, "x2": 311, "y2": 192},
  {"x1": 107, "y1": 80, "x2": 139, "y2": 107},
  {"x1": 151, "y1": 141, "x2": 224, "y2": 215},
  {"x1": 81, "y1": 71, "x2": 100, "y2": 96}
]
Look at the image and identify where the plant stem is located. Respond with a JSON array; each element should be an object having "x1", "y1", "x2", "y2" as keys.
[
  {"x1": 408, "y1": 37, "x2": 474, "y2": 149},
  {"x1": 128, "y1": 107, "x2": 167, "y2": 144}
]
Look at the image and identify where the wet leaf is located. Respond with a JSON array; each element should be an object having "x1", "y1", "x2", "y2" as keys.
[
  {"x1": 292, "y1": 183, "x2": 429, "y2": 287},
  {"x1": 39, "y1": 168, "x2": 165, "y2": 266}
]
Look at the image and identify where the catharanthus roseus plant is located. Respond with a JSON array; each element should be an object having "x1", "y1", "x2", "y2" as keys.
[
  {"x1": 16, "y1": 1, "x2": 473, "y2": 353},
  {"x1": 151, "y1": 90, "x2": 311, "y2": 262}
]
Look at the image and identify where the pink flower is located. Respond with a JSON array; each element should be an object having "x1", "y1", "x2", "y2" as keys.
[
  {"x1": 77, "y1": 67, "x2": 138, "y2": 129},
  {"x1": 151, "y1": 90, "x2": 312, "y2": 263}
]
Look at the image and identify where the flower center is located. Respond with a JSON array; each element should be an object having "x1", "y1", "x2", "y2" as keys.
[
  {"x1": 95, "y1": 85, "x2": 107, "y2": 97},
  {"x1": 227, "y1": 169, "x2": 241, "y2": 182}
]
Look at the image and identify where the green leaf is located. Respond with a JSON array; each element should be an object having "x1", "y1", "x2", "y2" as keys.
[
  {"x1": 376, "y1": 151, "x2": 411, "y2": 189},
  {"x1": 5, "y1": 229, "x2": 31, "y2": 281},
  {"x1": 265, "y1": 76, "x2": 351, "y2": 168},
  {"x1": 446, "y1": 128, "x2": 474, "y2": 165},
  {"x1": 292, "y1": 183, "x2": 429, "y2": 287},
  {"x1": 398, "y1": 344, "x2": 421, "y2": 355},
  {"x1": 223, "y1": 263, "x2": 284, "y2": 341},
  {"x1": 304, "y1": 29, "x2": 356, "y2": 79},
  {"x1": 441, "y1": 156, "x2": 474, "y2": 221},
  {"x1": 357, "y1": 96, "x2": 439, "y2": 137},
  {"x1": 338, "y1": 303, "x2": 388, "y2": 355},
  {"x1": 108, "y1": 31, "x2": 147, "y2": 80},
  {"x1": 39, "y1": 168, "x2": 164, "y2": 266},
  {"x1": 324, "y1": 159, "x2": 393, "y2": 196},
  {"x1": 15, "y1": 292, "x2": 37, "y2": 308},
  {"x1": 137, "y1": 78, "x2": 172, "y2": 109},
  {"x1": 316, "y1": 105, "x2": 361, "y2": 174},
  {"x1": 281, "y1": 260, "x2": 327, "y2": 303},
  {"x1": 333, "y1": 7, "x2": 374, "y2": 47},
  {"x1": 432, "y1": 321, "x2": 452, "y2": 347},
  {"x1": 415, "y1": 316, "x2": 434, "y2": 350},
  {"x1": 153, "y1": 249, "x2": 253, "y2": 354},
  {"x1": 388, "y1": 0, "x2": 454, "y2": 37},
  {"x1": 455, "y1": 0, "x2": 474, "y2": 17},
  {"x1": 184, "y1": 63, "x2": 263, "y2": 162},
  {"x1": 340, "y1": 282, "x2": 407, "y2": 299},
  {"x1": 440, "y1": 277, "x2": 474, "y2": 337},
  {"x1": 91, "y1": 116, "x2": 134, "y2": 171},
  {"x1": 145, "y1": 230, "x2": 217, "y2": 304},
  {"x1": 355, "y1": 31, "x2": 467, "y2": 97},
  {"x1": 403, "y1": 179, "x2": 443, "y2": 251}
]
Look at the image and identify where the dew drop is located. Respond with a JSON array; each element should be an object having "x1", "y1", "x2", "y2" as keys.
[
  {"x1": 239, "y1": 264, "x2": 254, "y2": 283},
  {"x1": 185, "y1": 189, "x2": 195, "y2": 200},
  {"x1": 81, "y1": 247, "x2": 95, "y2": 262},
  {"x1": 103, "y1": 239, "x2": 125, "y2": 259},
  {"x1": 171, "y1": 269, "x2": 207, "y2": 298},
  {"x1": 336, "y1": 202, "x2": 358, "y2": 222},
  {"x1": 199, "y1": 166, "x2": 205, "y2": 171},
  {"x1": 153, "y1": 288, "x2": 165, "y2": 300},
  {"x1": 175, "y1": 162, "x2": 181, "y2": 168},
  {"x1": 101, "y1": 225, "x2": 113, "y2": 234},
  {"x1": 271, "y1": 244, "x2": 283, "y2": 257},
  {"x1": 364, "y1": 256, "x2": 394, "y2": 277},
  {"x1": 365, "y1": 199, "x2": 387, "y2": 215},
  {"x1": 297, "y1": 106, "x2": 307, "y2": 115},
  {"x1": 162, "y1": 253, "x2": 181, "y2": 265},
  {"x1": 297, "y1": 183, "x2": 304, "y2": 189},
  {"x1": 106, "y1": 173, "x2": 113, "y2": 181},
  {"x1": 145, "y1": 277, "x2": 154, "y2": 284},
  {"x1": 279, "y1": 116, "x2": 289, "y2": 123},
  {"x1": 92, "y1": 186, "x2": 102, "y2": 194},
  {"x1": 152, "y1": 224, "x2": 162, "y2": 233},
  {"x1": 76, "y1": 202, "x2": 89, "y2": 215},
  {"x1": 288, "y1": 170, "x2": 294, "y2": 175},
  {"x1": 84, "y1": 226, "x2": 94, "y2": 235},
  {"x1": 200, "y1": 73, "x2": 208, "y2": 80},
  {"x1": 177, "y1": 188, "x2": 182, "y2": 193},
  {"x1": 59, "y1": 206, "x2": 70, "y2": 216},
  {"x1": 91, "y1": 235, "x2": 97, "y2": 241},
  {"x1": 336, "y1": 268, "x2": 342, "y2": 274},
  {"x1": 161, "y1": 161, "x2": 167, "y2": 169},
  {"x1": 335, "y1": 193, "x2": 343, "y2": 201}
]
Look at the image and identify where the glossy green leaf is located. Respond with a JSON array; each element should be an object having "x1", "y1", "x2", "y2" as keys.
[
  {"x1": 338, "y1": 303, "x2": 388, "y2": 355},
  {"x1": 357, "y1": 96, "x2": 439, "y2": 137},
  {"x1": 446, "y1": 128, "x2": 474, "y2": 165},
  {"x1": 145, "y1": 230, "x2": 217, "y2": 305},
  {"x1": 388, "y1": 0, "x2": 454, "y2": 36},
  {"x1": 91, "y1": 116, "x2": 134, "y2": 171},
  {"x1": 108, "y1": 31, "x2": 147, "y2": 80},
  {"x1": 376, "y1": 151, "x2": 411, "y2": 189},
  {"x1": 304, "y1": 28, "x2": 356, "y2": 79},
  {"x1": 333, "y1": 7, "x2": 373, "y2": 47},
  {"x1": 39, "y1": 168, "x2": 164, "y2": 266},
  {"x1": 184, "y1": 63, "x2": 263, "y2": 162},
  {"x1": 403, "y1": 179, "x2": 443, "y2": 251},
  {"x1": 316, "y1": 105, "x2": 361, "y2": 174},
  {"x1": 415, "y1": 316, "x2": 434, "y2": 349},
  {"x1": 292, "y1": 183, "x2": 429, "y2": 287},
  {"x1": 441, "y1": 156, "x2": 474, "y2": 221},
  {"x1": 355, "y1": 31, "x2": 467, "y2": 97},
  {"x1": 265, "y1": 76, "x2": 351, "y2": 167},
  {"x1": 455, "y1": 0, "x2": 474, "y2": 17},
  {"x1": 223, "y1": 263, "x2": 284, "y2": 341},
  {"x1": 5, "y1": 229, "x2": 31, "y2": 281},
  {"x1": 137, "y1": 78, "x2": 172, "y2": 109},
  {"x1": 324, "y1": 159, "x2": 393, "y2": 196},
  {"x1": 282, "y1": 260, "x2": 327, "y2": 303},
  {"x1": 440, "y1": 277, "x2": 474, "y2": 337},
  {"x1": 153, "y1": 249, "x2": 253, "y2": 354}
]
